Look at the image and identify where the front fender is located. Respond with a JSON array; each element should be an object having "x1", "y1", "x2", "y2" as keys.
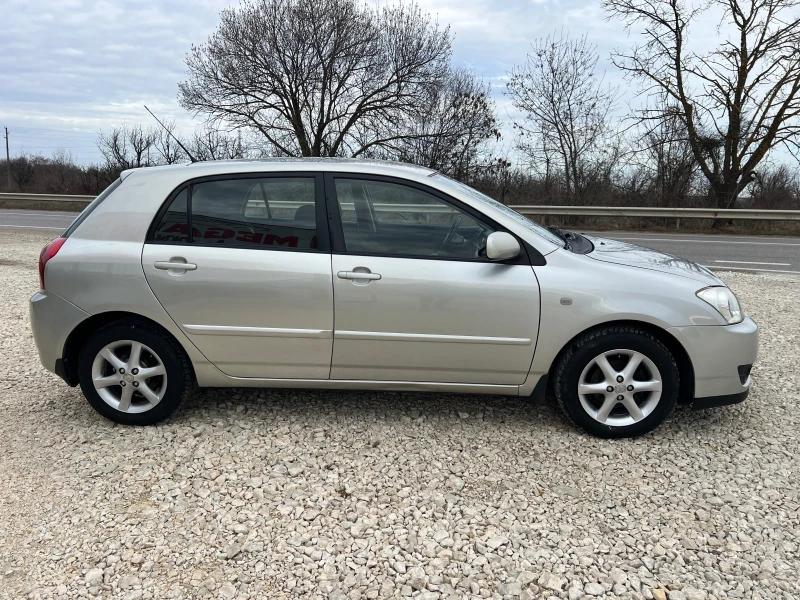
[{"x1": 525, "y1": 250, "x2": 723, "y2": 385}]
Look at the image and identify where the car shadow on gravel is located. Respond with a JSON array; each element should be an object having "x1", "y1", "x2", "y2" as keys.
[
  {"x1": 173, "y1": 386, "x2": 570, "y2": 429},
  {"x1": 41, "y1": 381, "x2": 751, "y2": 441},
  {"x1": 163, "y1": 386, "x2": 751, "y2": 440}
]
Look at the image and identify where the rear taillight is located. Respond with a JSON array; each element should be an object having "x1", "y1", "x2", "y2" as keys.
[{"x1": 38, "y1": 237, "x2": 67, "y2": 290}]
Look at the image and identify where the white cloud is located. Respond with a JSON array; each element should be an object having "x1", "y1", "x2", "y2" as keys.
[
  {"x1": 0, "y1": 0, "x2": 229, "y2": 161},
  {"x1": 0, "y1": 0, "x2": 763, "y2": 165}
]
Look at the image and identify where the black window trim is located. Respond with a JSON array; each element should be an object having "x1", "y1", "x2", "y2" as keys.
[
  {"x1": 323, "y1": 172, "x2": 543, "y2": 266},
  {"x1": 187, "y1": 183, "x2": 193, "y2": 243},
  {"x1": 145, "y1": 171, "x2": 331, "y2": 254}
]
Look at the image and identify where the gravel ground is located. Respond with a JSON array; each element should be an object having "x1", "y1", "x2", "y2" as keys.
[{"x1": 1, "y1": 229, "x2": 798, "y2": 600}]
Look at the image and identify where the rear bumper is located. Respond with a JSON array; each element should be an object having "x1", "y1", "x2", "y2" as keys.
[
  {"x1": 668, "y1": 316, "x2": 758, "y2": 406},
  {"x1": 30, "y1": 291, "x2": 90, "y2": 383},
  {"x1": 692, "y1": 389, "x2": 749, "y2": 410}
]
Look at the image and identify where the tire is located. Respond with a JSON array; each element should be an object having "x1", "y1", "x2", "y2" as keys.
[
  {"x1": 78, "y1": 319, "x2": 193, "y2": 425},
  {"x1": 553, "y1": 325, "x2": 679, "y2": 438}
]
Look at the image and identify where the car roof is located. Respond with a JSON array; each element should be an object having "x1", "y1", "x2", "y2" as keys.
[{"x1": 121, "y1": 158, "x2": 437, "y2": 181}]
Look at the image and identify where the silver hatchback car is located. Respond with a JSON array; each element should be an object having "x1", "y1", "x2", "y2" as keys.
[{"x1": 30, "y1": 159, "x2": 757, "y2": 437}]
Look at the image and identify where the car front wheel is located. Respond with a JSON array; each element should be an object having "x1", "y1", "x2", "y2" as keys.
[
  {"x1": 78, "y1": 319, "x2": 191, "y2": 425},
  {"x1": 554, "y1": 326, "x2": 679, "y2": 438}
]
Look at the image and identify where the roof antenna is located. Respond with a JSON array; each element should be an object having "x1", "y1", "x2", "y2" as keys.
[{"x1": 144, "y1": 105, "x2": 198, "y2": 163}]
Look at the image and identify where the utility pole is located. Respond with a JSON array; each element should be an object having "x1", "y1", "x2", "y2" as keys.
[{"x1": 3, "y1": 127, "x2": 9, "y2": 190}]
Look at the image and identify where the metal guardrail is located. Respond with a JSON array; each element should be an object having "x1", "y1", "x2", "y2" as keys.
[
  {"x1": 2, "y1": 193, "x2": 799, "y2": 221},
  {"x1": 511, "y1": 205, "x2": 800, "y2": 221},
  {"x1": 0, "y1": 193, "x2": 96, "y2": 203}
]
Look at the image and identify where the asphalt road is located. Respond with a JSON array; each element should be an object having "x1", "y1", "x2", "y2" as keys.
[
  {"x1": 1, "y1": 209, "x2": 798, "y2": 274},
  {"x1": 0, "y1": 209, "x2": 77, "y2": 231},
  {"x1": 582, "y1": 230, "x2": 800, "y2": 275}
]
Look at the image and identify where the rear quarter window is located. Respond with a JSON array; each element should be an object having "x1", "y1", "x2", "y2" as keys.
[{"x1": 63, "y1": 178, "x2": 122, "y2": 237}]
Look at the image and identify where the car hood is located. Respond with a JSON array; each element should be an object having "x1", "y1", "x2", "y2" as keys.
[{"x1": 585, "y1": 236, "x2": 724, "y2": 286}]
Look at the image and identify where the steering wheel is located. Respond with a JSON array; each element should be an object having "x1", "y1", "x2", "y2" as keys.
[{"x1": 436, "y1": 215, "x2": 463, "y2": 255}]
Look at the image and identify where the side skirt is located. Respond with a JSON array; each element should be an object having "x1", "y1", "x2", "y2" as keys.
[{"x1": 195, "y1": 370, "x2": 518, "y2": 396}]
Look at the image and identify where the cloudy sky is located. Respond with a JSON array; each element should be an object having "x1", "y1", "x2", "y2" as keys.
[{"x1": 0, "y1": 0, "x2": 699, "y2": 164}]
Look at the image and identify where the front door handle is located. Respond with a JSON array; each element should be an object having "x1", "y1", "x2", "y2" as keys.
[
  {"x1": 337, "y1": 270, "x2": 381, "y2": 281},
  {"x1": 155, "y1": 260, "x2": 197, "y2": 271}
]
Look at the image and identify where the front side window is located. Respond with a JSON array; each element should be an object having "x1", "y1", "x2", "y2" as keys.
[
  {"x1": 431, "y1": 173, "x2": 564, "y2": 247},
  {"x1": 334, "y1": 179, "x2": 494, "y2": 259},
  {"x1": 152, "y1": 177, "x2": 318, "y2": 250}
]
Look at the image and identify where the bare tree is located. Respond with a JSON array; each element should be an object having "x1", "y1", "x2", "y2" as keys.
[
  {"x1": 79, "y1": 164, "x2": 118, "y2": 195},
  {"x1": 507, "y1": 31, "x2": 618, "y2": 199},
  {"x1": 9, "y1": 154, "x2": 35, "y2": 191},
  {"x1": 153, "y1": 120, "x2": 187, "y2": 165},
  {"x1": 178, "y1": 0, "x2": 452, "y2": 158},
  {"x1": 190, "y1": 126, "x2": 251, "y2": 161},
  {"x1": 46, "y1": 150, "x2": 76, "y2": 194},
  {"x1": 633, "y1": 108, "x2": 700, "y2": 207},
  {"x1": 751, "y1": 164, "x2": 800, "y2": 209},
  {"x1": 98, "y1": 124, "x2": 158, "y2": 172},
  {"x1": 604, "y1": 0, "x2": 800, "y2": 209},
  {"x1": 388, "y1": 69, "x2": 499, "y2": 178}
]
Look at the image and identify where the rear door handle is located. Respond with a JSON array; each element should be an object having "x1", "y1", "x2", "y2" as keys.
[
  {"x1": 155, "y1": 261, "x2": 197, "y2": 271},
  {"x1": 337, "y1": 271, "x2": 381, "y2": 281}
]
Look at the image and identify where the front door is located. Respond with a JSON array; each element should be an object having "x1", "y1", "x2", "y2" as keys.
[
  {"x1": 142, "y1": 173, "x2": 334, "y2": 379},
  {"x1": 328, "y1": 176, "x2": 540, "y2": 385}
]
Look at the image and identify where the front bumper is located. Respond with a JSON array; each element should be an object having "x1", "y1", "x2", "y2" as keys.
[
  {"x1": 30, "y1": 291, "x2": 90, "y2": 381},
  {"x1": 668, "y1": 316, "x2": 758, "y2": 408}
]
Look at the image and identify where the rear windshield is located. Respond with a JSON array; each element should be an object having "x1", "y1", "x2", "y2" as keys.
[{"x1": 62, "y1": 178, "x2": 122, "y2": 237}]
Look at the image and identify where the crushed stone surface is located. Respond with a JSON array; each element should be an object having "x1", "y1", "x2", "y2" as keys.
[{"x1": 1, "y1": 230, "x2": 798, "y2": 600}]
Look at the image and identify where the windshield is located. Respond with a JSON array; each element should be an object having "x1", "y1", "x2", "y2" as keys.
[{"x1": 431, "y1": 174, "x2": 564, "y2": 247}]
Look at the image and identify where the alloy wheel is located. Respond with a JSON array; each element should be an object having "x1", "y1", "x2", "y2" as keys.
[
  {"x1": 91, "y1": 340, "x2": 168, "y2": 414},
  {"x1": 577, "y1": 349, "x2": 663, "y2": 427}
]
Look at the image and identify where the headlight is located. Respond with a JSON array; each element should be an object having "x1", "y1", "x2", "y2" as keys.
[{"x1": 696, "y1": 286, "x2": 743, "y2": 324}]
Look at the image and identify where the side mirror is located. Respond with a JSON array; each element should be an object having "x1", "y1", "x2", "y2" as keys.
[{"x1": 486, "y1": 231, "x2": 520, "y2": 261}]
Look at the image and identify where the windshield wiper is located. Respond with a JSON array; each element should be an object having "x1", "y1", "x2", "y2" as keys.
[{"x1": 547, "y1": 225, "x2": 572, "y2": 250}]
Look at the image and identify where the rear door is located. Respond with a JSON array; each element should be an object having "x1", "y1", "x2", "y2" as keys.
[
  {"x1": 327, "y1": 175, "x2": 540, "y2": 385},
  {"x1": 142, "y1": 173, "x2": 334, "y2": 379}
]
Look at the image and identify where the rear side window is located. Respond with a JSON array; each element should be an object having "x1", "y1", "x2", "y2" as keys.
[
  {"x1": 151, "y1": 177, "x2": 319, "y2": 250},
  {"x1": 63, "y1": 178, "x2": 122, "y2": 237}
]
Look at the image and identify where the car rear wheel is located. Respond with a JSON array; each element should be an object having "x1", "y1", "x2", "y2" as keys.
[
  {"x1": 78, "y1": 319, "x2": 192, "y2": 425},
  {"x1": 554, "y1": 326, "x2": 679, "y2": 438}
]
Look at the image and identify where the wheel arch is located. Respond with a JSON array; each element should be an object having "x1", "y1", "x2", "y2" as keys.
[
  {"x1": 546, "y1": 319, "x2": 695, "y2": 404},
  {"x1": 60, "y1": 311, "x2": 197, "y2": 387}
]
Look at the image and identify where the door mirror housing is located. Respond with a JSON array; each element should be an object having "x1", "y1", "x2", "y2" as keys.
[{"x1": 486, "y1": 232, "x2": 521, "y2": 261}]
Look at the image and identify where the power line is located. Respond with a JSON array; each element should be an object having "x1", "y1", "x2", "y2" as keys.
[
  {"x1": 12, "y1": 133, "x2": 97, "y2": 139},
  {"x1": 14, "y1": 126, "x2": 98, "y2": 135},
  {"x1": 13, "y1": 136, "x2": 97, "y2": 142},
  {"x1": 15, "y1": 129, "x2": 96, "y2": 135},
  {"x1": 10, "y1": 145, "x2": 99, "y2": 148}
]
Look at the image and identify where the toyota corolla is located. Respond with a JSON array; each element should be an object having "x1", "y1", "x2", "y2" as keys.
[{"x1": 30, "y1": 159, "x2": 757, "y2": 437}]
